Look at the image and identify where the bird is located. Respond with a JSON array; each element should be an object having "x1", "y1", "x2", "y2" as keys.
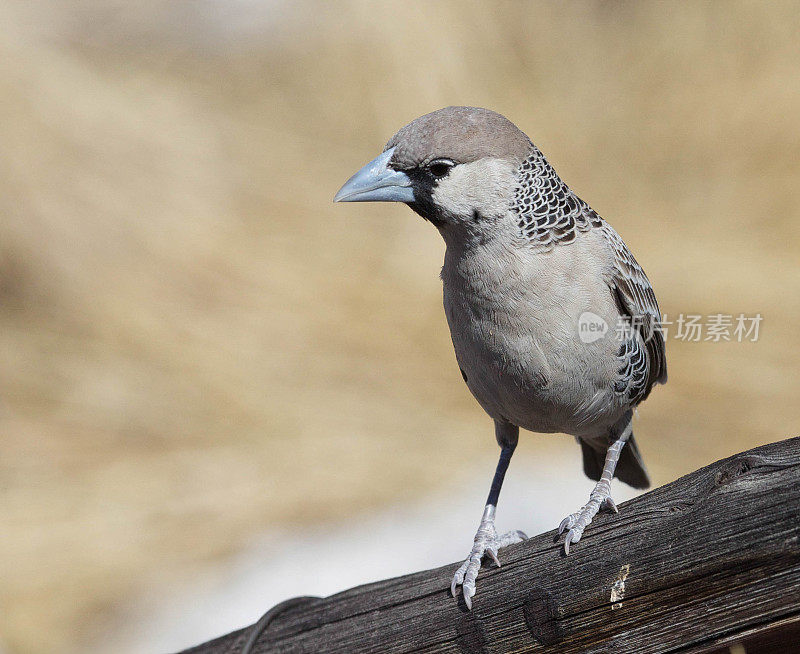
[{"x1": 333, "y1": 107, "x2": 666, "y2": 609}]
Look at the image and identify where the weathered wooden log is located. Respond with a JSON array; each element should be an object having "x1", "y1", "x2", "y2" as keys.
[{"x1": 180, "y1": 437, "x2": 800, "y2": 654}]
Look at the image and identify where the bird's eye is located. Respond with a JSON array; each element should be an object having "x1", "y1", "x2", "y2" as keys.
[{"x1": 428, "y1": 159, "x2": 454, "y2": 178}]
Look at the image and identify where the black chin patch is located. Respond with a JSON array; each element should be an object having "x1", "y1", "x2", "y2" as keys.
[
  {"x1": 404, "y1": 168, "x2": 444, "y2": 226},
  {"x1": 407, "y1": 201, "x2": 445, "y2": 227}
]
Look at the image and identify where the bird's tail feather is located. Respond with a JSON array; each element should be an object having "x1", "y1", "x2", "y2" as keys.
[{"x1": 580, "y1": 433, "x2": 650, "y2": 490}]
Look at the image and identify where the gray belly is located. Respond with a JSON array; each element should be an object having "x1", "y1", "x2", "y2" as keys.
[{"x1": 444, "y1": 294, "x2": 625, "y2": 437}]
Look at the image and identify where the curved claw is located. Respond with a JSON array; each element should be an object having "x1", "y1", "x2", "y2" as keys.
[
  {"x1": 564, "y1": 528, "x2": 581, "y2": 555},
  {"x1": 603, "y1": 497, "x2": 618, "y2": 513},
  {"x1": 558, "y1": 515, "x2": 574, "y2": 534},
  {"x1": 462, "y1": 567, "x2": 478, "y2": 610},
  {"x1": 487, "y1": 548, "x2": 501, "y2": 567},
  {"x1": 451, "y1": 560, "x2": 467, "y2": 597}
]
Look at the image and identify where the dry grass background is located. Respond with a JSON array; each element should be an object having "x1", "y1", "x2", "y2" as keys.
[{"x1": 1, "y1": 1, "x2": 799, "y2": 652}]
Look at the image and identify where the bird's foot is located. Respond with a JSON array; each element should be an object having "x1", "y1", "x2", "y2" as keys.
[
  {"x1": 558, "y1": 480, "x2": 617, "y2": 554},
  {"x1": 450, "y1": 506, "x2": 526, "y2": 609}
]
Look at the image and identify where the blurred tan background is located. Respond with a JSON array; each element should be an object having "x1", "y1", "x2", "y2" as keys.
[{"x1": 2, "y1": 1, "x2": 799, "y2": 652}]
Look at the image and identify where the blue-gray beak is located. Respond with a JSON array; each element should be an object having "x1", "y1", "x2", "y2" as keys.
[{"x1": 333, "y1": 147, "x2": 415, "y2": 203}]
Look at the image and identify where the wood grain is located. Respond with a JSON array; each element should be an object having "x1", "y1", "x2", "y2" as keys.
[{"x1": 180, "y1": 437, "x2": 800, "y2": 654}]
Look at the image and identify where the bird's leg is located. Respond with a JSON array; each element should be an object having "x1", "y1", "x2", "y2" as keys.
[
  {"x1": 451, "y1": 422, "x2": 527, "y2": 609},
  {"x1": 558, "y1": 422, "x2": 632, "y2": 554}
]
